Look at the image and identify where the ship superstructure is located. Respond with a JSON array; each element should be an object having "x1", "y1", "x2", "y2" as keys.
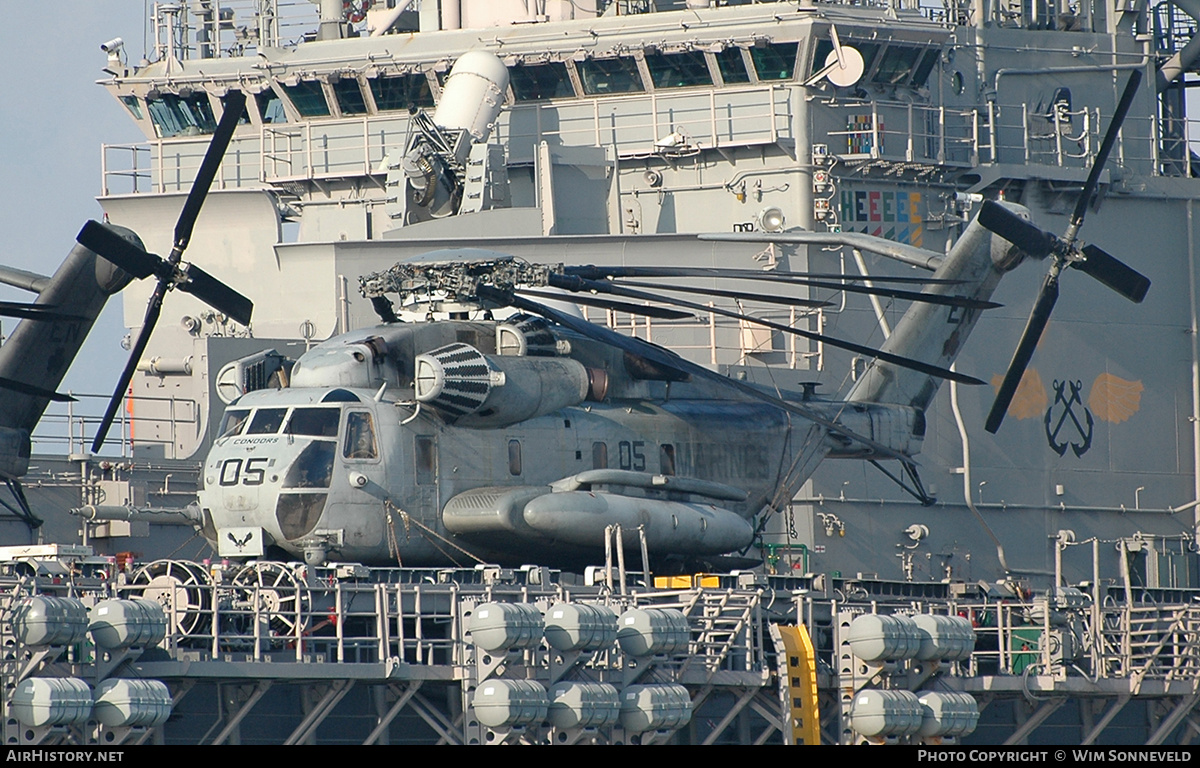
[{"x1": 6, "y1": 0, "x2": 1200, "y2": 745}]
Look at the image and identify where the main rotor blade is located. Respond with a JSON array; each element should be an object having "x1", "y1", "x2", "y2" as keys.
[
  {"x1": 1071, "y1": 70, "x2": 1142, "y2": 232},
  {"x1": 76, "y1": 221, "x2": 162, "y2": 279},
  {"x1": 977, "y1": 201, "x2": 1058, "y2": 259},
  {"x1": 176, "y1": 264, "x2": 254, "y2": 326},
  {"x1": 174, "y1": 91, "x2": 246, "y2": 253},
  {"x1": 1073, "y1": 244, "x2": 1150, "y2": 303},
  {"x1": 479, "y1": 286, "x2": 909, "y2": 462},
  {"x1": 780, "y1": 277, "x2": 998, "y2": 310},
  {"x1": 92, "y1": 283, "x2": 167, "y2": 453},
  {"x1": 985, "y1": 274, "x2": 1060, "y2": 434},
  {"x1": 550, "y1": 275, "x2": 984, "y2": 385},
  {"x1": 610, "y1": 279, "x2": 832, "y2": 309},
  {"x1": 0, "y1": 377, "x2": 75, "y2": 402},
  {"x1": 516, "y1": 288, "x2": 694, "y2": 320},
  {"x1": 574, "y1": 269, "x2": 993, "y2": 309},
  {"x1": 566, "y1": 264, "x2": 963, "y2": 285},
  {"x1": 0, "y1": 302, "x2": 83, "y2": 320}
]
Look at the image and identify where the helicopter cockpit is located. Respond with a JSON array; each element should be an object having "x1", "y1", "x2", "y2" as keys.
[{"x1": 203, "y1": 392, "x2": 386, "y2": 564}]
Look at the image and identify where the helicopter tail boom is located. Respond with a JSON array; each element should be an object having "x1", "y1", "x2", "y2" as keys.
[{"x1": 845, "y1": 205, "x2": 1024, "y2": 411}]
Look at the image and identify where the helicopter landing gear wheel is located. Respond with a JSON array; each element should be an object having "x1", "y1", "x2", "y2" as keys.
[
  {"x1": 128, "y1": 559, "x2": 213, "y2": 639},
  {"x1": 231, "y1": 561, "x2": 311, "y2": 639}
]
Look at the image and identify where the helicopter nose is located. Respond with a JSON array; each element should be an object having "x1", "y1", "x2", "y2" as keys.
[
  {"x1": 274, "y1": 441, "x2": 335, "y2": 541},
  {"x1": 205, "y1": 440, "x2": 335, "y2": 546}
]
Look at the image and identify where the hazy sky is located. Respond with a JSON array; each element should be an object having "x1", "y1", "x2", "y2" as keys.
[{"x1": 0, "y1": 3, "x2": 154, "y2": 441}]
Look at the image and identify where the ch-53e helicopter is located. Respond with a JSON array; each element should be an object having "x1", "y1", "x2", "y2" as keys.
[{"x1": 75, "y1": 76, "x2": 1150, "y2": 572}]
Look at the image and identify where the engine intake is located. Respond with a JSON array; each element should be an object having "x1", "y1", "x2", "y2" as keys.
[{"x1": 415, "y1": 342, "x2": 588, "y2": 427}]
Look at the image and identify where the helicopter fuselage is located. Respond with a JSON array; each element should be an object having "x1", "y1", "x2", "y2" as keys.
[{"x1": 199, "y1": 367, "x2": 843, "y2": 567}]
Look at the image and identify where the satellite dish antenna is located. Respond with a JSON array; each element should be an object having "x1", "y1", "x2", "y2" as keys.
[{"x1": 804, "y1": 25, "x2": 865, "y2": 88}]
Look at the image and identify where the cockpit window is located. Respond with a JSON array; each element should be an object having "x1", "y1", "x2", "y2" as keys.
[
  {"x1": 344, "y1": 412, "x2": 378, "y2": 460},
  {"x1": 286, "y1": 408, "x2": 340, "y2": 438},
  {"x1": 218, "y1": 409, "x2": 250, "y2": 438},
  {"x1": 146, "y1": 92, "x2": 217, "y2": 138},
  {"x1": 283, "y1": 441, "x2": 335, "y2": 488},
  {"x1": 246, "y1": 408, "x2": 288, "y2": 434}
]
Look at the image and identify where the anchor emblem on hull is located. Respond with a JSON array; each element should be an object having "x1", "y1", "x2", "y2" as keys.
[{"x1": 1044, "y1": 379, "x2": 1093, "y2": 457}]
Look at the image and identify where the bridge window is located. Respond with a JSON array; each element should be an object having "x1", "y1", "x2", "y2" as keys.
[
  {"x1": 579, "y1": 58, "x2": 644, "y2": 95},
  {"x1": 872, "y1": 45, "x2": 923, "y2": 85},
  {"x1": 120, "y1": 95, "x2": 144, "y2": 120},
  {"x1": 256, "y1": 91, "x2": 288, "y2": 123},
  {"x1": 509, "y1": 62, "x2": 574, "y2": 101},
  {"x1": 910, "y1": 49, "x2": 940, "y2": 88},
  {"x1": 645, "y1": 51, "x2": 712, "y2": 89},
  {"x1": 285, "y1": 408, "x2": 339, "y2": 438},
  {"x1": 750, "y1": 42, "x2": 798, "y2": 81},
  {"x1": 808, "y1": 39, "x2": 880, "y2": 86},
  {"x1": 146, "y1": 92, "x2": 217, "y2": 138},
  {"x1": 333, "y1": 79, "x2": 368, "y2": 115},
  {"x1": 810, "y1": 38, "x2": 834, "y2": 77},
  {"x1": 715, "y1": 48, "x2": 750, "y2": 85},
  {"x1": 370, "y1": 73, "x2": 435, "y2": 110},
  {"x1": 344, "y1": 412, "x2": 378, "y2": 460},
  {"x1": 281, "y1": 80, "x2": 331, "y2": 117},
  {"x1": 220, "y1": 91, "x2": 251, "y2": 125},
  {"x1": 247, "y1": 408, "x2": 288, "y2": 434}
]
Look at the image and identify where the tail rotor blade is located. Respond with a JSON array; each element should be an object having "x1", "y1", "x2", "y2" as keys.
[
  {"x1": 985, "y1": 275, "x2": 1060, "y2": 434},
  {"x1": 1073, "y1": 244, "x2": 1151, "y2": 303},
  {"x1": 92, "y1": 285, "x2": 167, "y2": 453},
  {"x1": 76, "y1": 221, "x2": 162, "y2": 279},
  {"x1": 1071, "y1": 70, "x2": 1143, "y2": 229},
  {"x1": 978, "y1": 201, "x2": 1058, "y2": 258},
  {"x1": 176, "y1": 264, "x2": 254, "y2": 326},
  {"x1": 90, "y1": 93, "x2": 250, "y2": 454},
  {"x1": 173, "y1": 91, "x2": 246, "y2": 252}
]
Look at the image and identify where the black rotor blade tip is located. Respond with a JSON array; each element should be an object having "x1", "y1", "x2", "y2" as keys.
[
  {"x1": 984, "y1": 277, "x2": 1060, "y2": 433},
  {"x1": 977, "y1": 202, "x2": 1058, "y2": 259},
  {"x1": 1075, "y1": 244, "x2": 1150, "y2": 303},
  {"x1": 76, "y1": 221, "x2": 160, "y2": 279},
  {"x1": 174, "y1": 90, "x2": 247, "y2": 250},
  {"x1": 177, "y1": 264, "x2": 253, "y2": 326}
]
